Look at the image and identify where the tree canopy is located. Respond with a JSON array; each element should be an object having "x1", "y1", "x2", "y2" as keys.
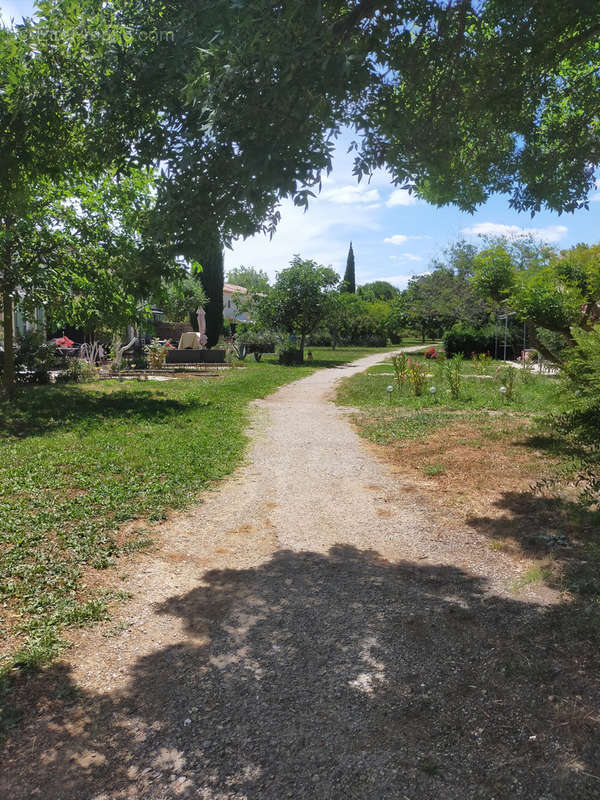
[
  {"x1": 256, "y1": 257, "x2": 339, "y2": 358},
  {"x1": 226, "y1": 267, "x2": 270, "y2": 294}
]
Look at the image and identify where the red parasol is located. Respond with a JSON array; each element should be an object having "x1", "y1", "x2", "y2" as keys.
[{"x1": 55, "y1": 336, "x2": 75, "y2": 347}]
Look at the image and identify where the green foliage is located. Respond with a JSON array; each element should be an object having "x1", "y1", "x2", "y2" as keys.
[
  {"x1": 9, "y1": 331, "x2": 57, "y2": 385},
  {"x1": 339, "y1": 354, "x2": 560, "y2": 416},
  {"x1": 391, "y1": 353, "x2": 409, "y2": 393},
  {"x1": 235, "y1": 328, "x2": 277, "y2": 362},
  {"x1": 161, "y1": 275, "x2": 208, "y2": 325},
  {"x1": 341, "y1": 242, "x2": 356, "y2": 294},
  {"x1": 407, "y1": 359, "x2": 427, "y2": 396},
  {"x1": 144, "y1": 339, "x2": 168, "y2": 369},
  {"x1": 445, "y1": 354, "x2": 464, "y2": 400},
  {"x1": 400, "y1": 249, "x2": 491, "y2": 341},
  {"x1": 471, "y1": 239, "x2": 600, "y2": 364},
  {"x1": 496, "y1": 365, "x2": 517, "y2": 402},
  {"x1": 55, "y1": 359, "x2": 98, "y2": 385},
  {"x1": 195, "y1": 238, "x2": 224, "y2": 348},
  {"x1": 357, "y1": 281, "x2": 400, "y2": 302},
  {"x1": 472, "y1": 244, "x2": 516, "y2": 303},
  {"x1": 256, "y1": 257, "x2": 339, "y2": 358},
  {"x1": 473, "y1": 352, "x2": 493, "y2": 375},
  {"x1": 226, "y1": 266, "x2": 270, "y2": 294},
  {"x1": 443, "y1": 323, "x2": 493, "y2": 358}
]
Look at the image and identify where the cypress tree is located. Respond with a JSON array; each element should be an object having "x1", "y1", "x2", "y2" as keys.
[
  {"x1": 196, "y1": 234, "x2": 224, "y2": 347},
  {"x1": 342, "y1": 242, "x2": 356, "y2": 293}
]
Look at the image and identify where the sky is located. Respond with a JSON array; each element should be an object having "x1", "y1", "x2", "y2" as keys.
[{"x1": 4, "y1": 0, "x2": 600, "y2": 289}]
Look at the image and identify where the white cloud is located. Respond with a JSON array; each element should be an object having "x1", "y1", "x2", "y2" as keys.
[
  {"x1": 384, "y1": 234, "x2": 409, "y2": 245},
  {"x1": 225, "y1": 197, "x2": 380, "y2": 278},
  {"x1": 322, "y1": 184, "x2": 381, "y2": 205},
  {"x1": 383, "y1": 234, "x2": 428, "y2": 245},
  {"x1": 400, "y1": 252, "x2": 423, "y2": 262},
  {"x1": 386, "y1": 188, "x2": 417, "y2": 207},
  {"x1": 590, "y1": 193, "x2": 600, "y2": 203},
  {"x1": 461, "y1": 222, "x2": 568, "y2": 243}
]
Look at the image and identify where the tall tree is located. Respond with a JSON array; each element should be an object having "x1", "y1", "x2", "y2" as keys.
[
  {"x1": 195, "y1": 236, "x2": 224, "y2": 348},
  {"x1": 341, "y1": 243, "x2": 356, "y2": 294}
]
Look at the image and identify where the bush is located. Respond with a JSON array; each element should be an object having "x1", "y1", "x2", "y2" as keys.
[
  {"x1": 235, "y1": 328, "x2": 277, "y2": 360},
  {"x1": 55, "y1": 359, "x2": 98, "y2": 383},
  {"x1": 443, "y1": 323, "x2": 494, "y2": 358},
  {"x1": 7, "y1": 331, "x2": 58, "y2": 384},
  {"x1": 407, "y1": 358, "x2": 427, "y2": 395},
  {"x1": 445, "y1": 353, "x2": 463, "y2": 399},
  {"x1": 144, "y1": 338, "x2": 168, "y2": 369},
  {"x1": 278, "y1": 341, "x2": 303, "y2": 365}
]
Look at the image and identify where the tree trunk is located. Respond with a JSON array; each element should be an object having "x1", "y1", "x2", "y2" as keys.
[
  {"x1": 2, "y1": 287, "x2": 15, "y2": 393},
  {"x1": 299, "y1": 334, "x2": 305, "y2": 363},
  {"x1": 528, "y1": 327, "x2": 563, "y2": 365}
]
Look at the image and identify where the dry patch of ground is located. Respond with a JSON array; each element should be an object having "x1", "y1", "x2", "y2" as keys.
[{"x1": 364, "y1": 414, "x2": 598, "y2": 598}]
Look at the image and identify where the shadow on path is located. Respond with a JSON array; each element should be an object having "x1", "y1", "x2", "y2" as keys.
[{"x1": 2, "y1": 545, "x2": 599, "y2": 799}]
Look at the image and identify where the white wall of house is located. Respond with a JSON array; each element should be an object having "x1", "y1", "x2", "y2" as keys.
[{"x1": 223, "y1": 283, "x2": 249, "y2": 322}]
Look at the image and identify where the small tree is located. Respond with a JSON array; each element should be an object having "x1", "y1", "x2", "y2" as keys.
[
  {"x1": 256, "y1": 256, "x2": 338, "y2": 361},
  {"x1": 341, "y1": 242, "x2": 356, "y2": 294}
]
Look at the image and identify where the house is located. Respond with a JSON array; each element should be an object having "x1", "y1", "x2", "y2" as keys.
[
  {"x1": 223, "y1": 283, "x2": 250, "y2": 323},
  {"x1": 0, "y1": 300, "x2": 45, "y2": 348}
]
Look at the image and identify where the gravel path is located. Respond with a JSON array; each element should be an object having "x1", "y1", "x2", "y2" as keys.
[{"x1": 2, "y1": 350, "x2": 598, "y2": 799}]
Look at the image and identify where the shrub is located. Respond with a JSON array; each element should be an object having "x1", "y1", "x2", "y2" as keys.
[
  {"x1": 8, "y1": 331, "x2": 57, "y2": 384},
  {"x1": 424, "y1": 346, "x2": 439, "y2": 359},
  {"x1": 278, "y1": 343, "x2": 303, "y2": 365},
  {"x1": 391, "y1": 353, "x2": 409, "y2": 392},
  {"x1": 144, "y1": 338, "x2": 168, "y2": 369},
  {"x1": 443, "y1": 323, "x2": 493, "y2": 358},
  {"x1": 407, "y1": 358, "x2": 427, "y2": 395},
  {"x1": 496, "y1": 364, "x2": 517, "y2": 401},
  {"x1": 473, "y1": 351, "x2": 492, "y2": 374},
  {"x1": 56, "y1": 359, "x2": 98, "y2": 383},
  {"x1": 235, "y1": 328, "x2": 277, "y2": 361},
  {"x1": 445, "y1": 353, "x2": 463, "y2": 399}
]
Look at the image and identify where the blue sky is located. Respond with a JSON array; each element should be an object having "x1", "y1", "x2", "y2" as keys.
[{"x1": 5, "y1": 0, "x2": 600, "y2": 287}]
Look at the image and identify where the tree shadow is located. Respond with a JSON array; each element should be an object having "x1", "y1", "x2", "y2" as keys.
[
  {"x1": 0, "y1": 385, "x2": 195, "y2": 439},
  {"x1": 466, "y1": 490, "x2": 600, "y2": 597},
  {"x1": 2, "y1": 545, "x2": 599, "y2": 799}
]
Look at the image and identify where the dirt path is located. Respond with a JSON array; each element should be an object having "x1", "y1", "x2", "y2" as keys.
[{"x1": 2, "y1": 350, "x2": 599, "y2": 799}]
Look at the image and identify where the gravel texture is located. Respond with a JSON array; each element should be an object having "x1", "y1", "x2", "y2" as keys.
[{"x1": 2, "y1": 349, "x2": 599, "y2": 799}]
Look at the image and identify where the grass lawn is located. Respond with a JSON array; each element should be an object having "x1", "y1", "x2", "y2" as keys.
[
  {"x1": 337, "y1": 352, "x2": 565, "y2": 445},
  {"x1": 0, "y1": 345, "x2": 395, "y2": 681}
]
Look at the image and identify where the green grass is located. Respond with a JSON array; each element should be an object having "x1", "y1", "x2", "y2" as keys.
[
  {"x1": 338, "y1": 354, "x2": 564, "y2": 418},
  {"x1": 0, "y1": 346, "x2": 396, "y2": 683}
]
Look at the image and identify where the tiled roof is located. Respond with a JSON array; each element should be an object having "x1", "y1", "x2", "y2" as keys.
[{"x1": 223, "y1": 283, "x2": 248, "y2": 294}]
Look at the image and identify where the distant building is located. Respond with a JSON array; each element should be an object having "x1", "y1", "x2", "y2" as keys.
[{"x1": 223, "y1": 283, "x2": 250, "y2": 323}]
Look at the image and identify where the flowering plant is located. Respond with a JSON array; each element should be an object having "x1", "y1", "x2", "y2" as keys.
[
  {"x1": 391, "y1": 352, "x2": 409, "y2": 392},
  {"x1": 424, "y1": 346, "x2": 438, "y2": 359},
  {"x1": 407, "y1": 359, "x2": 427, "y2": 395},
  {"x1": 144, "y1": 338, "x2": 168, "y2": 369},
  {"x1": 445, "y1": 353, "x2": 463, "y2": 399},
  {"x1": 473, "y1": 351, "x2": 492, "y2": 375}
]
